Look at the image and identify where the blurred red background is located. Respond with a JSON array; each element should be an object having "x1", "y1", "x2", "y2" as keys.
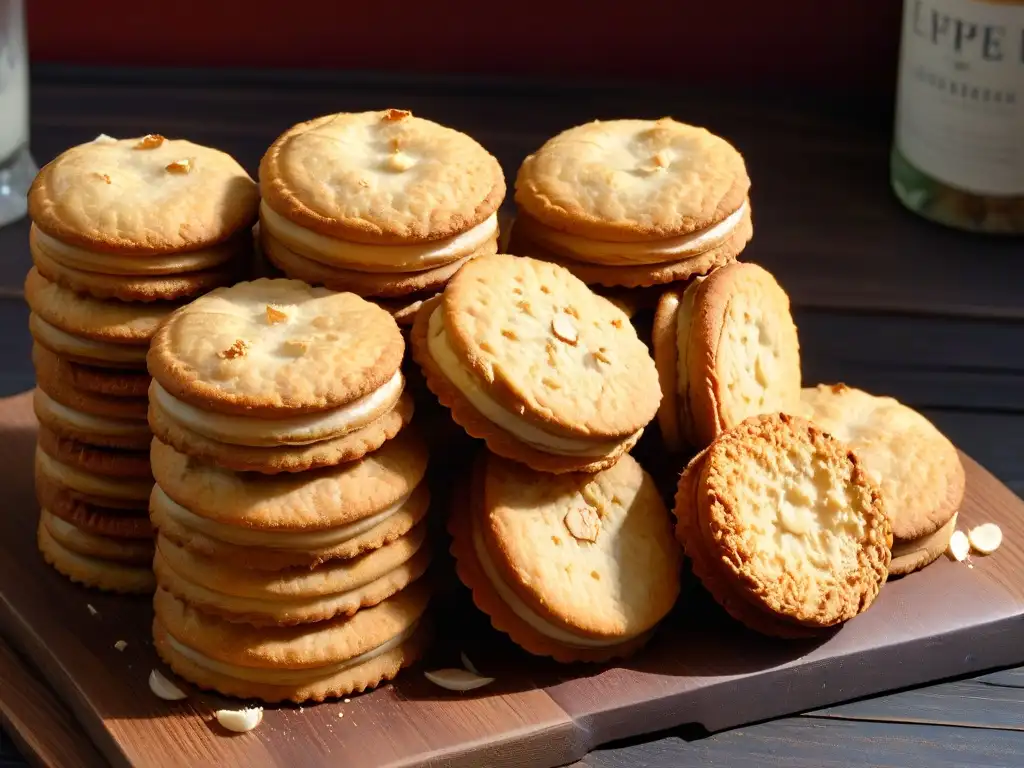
[{"x1": 27, "y1": 0, "x2": 901, "y2": 90}]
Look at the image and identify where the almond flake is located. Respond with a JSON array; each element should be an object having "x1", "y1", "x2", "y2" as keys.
[
  {"x1": 266, "y1": 305, "x2": 288, "y2": 324},
  {"x1": 218, "y1": 339, "x2": 249, "y2": 359},
  {"x1": 424, "y1": 669, "x2": 495, "y2": 692},
  {"x1": 282, "y1": 339, "x2": 309, "y2": 357},
  {"x1": 382, "y1": 108, "x2": 412, "y2": 122},
  {"x1": 564, "y1": 506, "x2": 600, "y2": 542},
  {"x1": 134, "y1": 134, "x2": 165, "y2": 150},
  {"x1": 948, "y1": 530, "x2": 970, "y2": 562},
  {"x1": 968, "y1": 523, "x2": 1002, "y2": 555},
  {"x1": 215, "y1": 707, "x2": 263, "y2": 733},
  {"x1": 149, "y1": 669, "x2": 188, "y2": 701},
  {"x1": 165, "y1": 159, "x2": 191, "y2": 174},
  {"x1": 551, "y1": 314, "x2": 578, "y2": 345},
  {"x1": 460, "y1": 651, "x2": 481, "y2": 676}
]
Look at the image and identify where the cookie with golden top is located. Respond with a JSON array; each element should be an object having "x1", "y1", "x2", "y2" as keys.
[
  {"x1": 512, "y1": 118, "x2": 752, "y2": 287},
  {"x1": 449, "y1": 451, "x2": 681, "y2": 662},
  {"x1": 153, "y1": 581, "x2": 431, "y2": 703},
  {"x1": 37, "y1": 515, "x2": 155, "y2": 594},
  {"x1": 674, "y1": 413, "x2": 891, "y2": 638},
  {"x1": 411, "y1": 253, "x2": 661, "y2": 473},
  {"x1": 32, "y1": 344, "x2": 149, "y2": 398},
  {"x1": 147, "y1": 278, "x2": 411, "y2": 472},
  {"x1": 259, "y1": 109, "x2": 504, "y2": 302},
  {"x1": 799, "y1": 383, "x2": 964, "y2": 575},
  {"x1": 652, "y1": 263, "x2": 801, "y2": 451}
]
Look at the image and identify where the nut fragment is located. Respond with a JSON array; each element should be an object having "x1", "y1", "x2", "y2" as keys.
[
  {"x1": 114, "y1": 640, "x2": 127, "y2": 652},
  {"x1": 382, "y1": 108, "x2": 412, "y2": 121},
  {"x1": 86, "y1": 603, "x2": 98, "y2": 617},
  {"x1": 564, "y1": 506, "x2": 600, "y2": 542},
  {"x1": 424, "y1": 669, "x2": 495, "y2": 692},
  {"x1": 281, "y1": 339, "x2": 309, "y2": 357},
  {"x1": 165, "y1": 159, "x2": 191, "y2": 174},
  {"x1": 387, "y1": 152, "x2": 414, "y2": 172},
  {"x1": 266, "y1": 305, "x2": 288, "y2": 325},
  {"x1": 215, "y1": 707, "x2": 263, "y2": 733},
  {"x1": 94, "y1": 172, "x2": 112, "y2": 184},
  {"x1": 551, "y1": 314, "x2": 578, "y2": 345},
  {"x1": 134, "y1": 134, "x2": 165, "y2": 150},
  {"x1": 460, "y1": 651, "x2": 480, "y2": 676},
  {"x1": 968, "y1": 523, "x2": 1002, "y2": 555},
  {"x1": 218, "y1": 339, "x2": 248, "y2": 359},
  {"x1": 948, "y1": 530, "x2": 970, "y2": 562},
  {"x1": 149, "y1": 669, "x2": 188, "y2": 701}
]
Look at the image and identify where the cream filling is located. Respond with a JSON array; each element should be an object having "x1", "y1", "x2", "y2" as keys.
[
  {"x1": 526, "y1": 201, "x2": 747, "y2": 266},
  {"x1": 32, "y1": 225, "x2": 236, "y2": 276},
  {"x1": 30, "y1": 315, "x2": 148, "y2": 365},
  {"x1": 151, "y1": 371, "x2": 403, "y2": 447},
  {"x1": 34, "y1": 389, "x2": 149, "y2": 437},
  {"x1": 164, "y1": 621, "x2": 418, "y2": 685},
  {"x1": 674, "y1": 277, "x2": 703, "y2": 434},
  {"x1": 36, "y1": 448, "x2": 153, "y2": 501},
  {"x1": 42, "y1": 509, "x2": 153, "y2": 559},
  {"x1": 261, "y1": 203, "x2": 498, "y2": 273},
  {"x1": 155, "y1": 486, "x2": 411, "y2": 549},
  {"x1": 471, "y1": 518, "x2": 630, "y2": 648},
  {"x1": 425, "y1": 308, "x2": 619, "y2": 457}
]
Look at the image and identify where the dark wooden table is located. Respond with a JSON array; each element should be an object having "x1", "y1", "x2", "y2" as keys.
[{"x1": 1, "y1": 66, "x2": 1022, "y2": 768}]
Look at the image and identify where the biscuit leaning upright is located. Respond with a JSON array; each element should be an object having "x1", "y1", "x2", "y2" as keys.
[
  {"x1": 411, "y1": 253, "x2": 661, "y2": 473},
  {"x1": 510, "y1": 118, "x2": 752, "y2": 289},
  {"x1": 258, "y1": 109, "x2": 505, "y2": 326}
]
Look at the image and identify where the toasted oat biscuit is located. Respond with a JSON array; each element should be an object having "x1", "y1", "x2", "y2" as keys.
[
  {"x1": 410, "y1": 255, "x2": 660, "y2": 472},
  {"x1": 148, "y1": 391, "x2": 414, "y2": 473},
  {"x1": 30, "y1": 223, "x2": 243, "y2": 275},
  {"x1": 34, "y1": 388, "x2": 152, "y2": 450},
  {"x1": 29, "y1": 134, "x2": 259, "y2": 254},
  {"x1": 148, "y1": 278, "x2": 404, "y2": 416},
  {"x1": 32, "y1": 344, "x2": 150, "y2": 398},
  {"x1": 32, "y1": 242, "x2": 244, "y2": 303},
  {"x1": 515, "y1": 118, "x2": 749, "y2": 241},
  {"x1": 509, "y1": 208, "x2": 751, "y2": 289},
  {"x1": 449, "y1": 452, "x2": 680, "y2": 662},
  {"x1": 154, "y1": 525, "x2": 431, "y2": 625},
  {"x1": 29, "y1": 314, "x2": 149, "y2": 368},
  {"x1": 799, "y1": 383, "x2": 964, "y2": 542},
  {"x1": 260, "y1": 110, "x2": 504, "y2": 243},
  {"x1": 674, "y1": 414, "x2": 890, "y2": 636},
  {"x1": 41, "y1": 509, "x2": 153, "y2": 564},
  {"x1": 36, "y1": 474, "x2": 151, "y2": 539},
  {"x1": 150, "y1": 482, "x2": 429, "y2": 570},
  {"x1": 653, "y1": 264, "x2": 801, "y2": 450},
  {"x1": 890, "y1": 512, "x2": 958, "y2": 576},
  {"x1": 153, "y1": 582, "x2": 431, "y2": 702},
  {"x1": 37, "y1": 427, "x2": 152, "y2": 479},
  {"x1": 38, "y1": 520, "x2": 155, "y2": 594},
  {"x1": 35, "y1": 446, "x2": 153, "y2": 509},
  {"x1": 261, "y1": 230, "x2": 488, "y2": 298}
]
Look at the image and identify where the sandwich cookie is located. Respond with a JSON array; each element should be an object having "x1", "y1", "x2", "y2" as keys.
[
  {"x1": 512, "y1": 118, "x2": 752, "y2": 288},
  {"x1": 28, "y1": 133, "x2": 258, "y2": 302},
  {"x1": 153, "y1": 582, "x2": 431, "y2": 703},
  {"x1": 149, "y1": 429, "x2": 429, "y2": 570},
  {"x1": 154, "y1": 524, "x2": 431, "y2": 626},
  {"x1": 35, "y1": 444, "x2": 153, "y2": 509},
  {"x1": 36, "y1": 472, "x2": 153, "y2": 539},
  {"x1": 674, "y1": 413, "x2": 891, "y2": 638},
  {"x1": 258, "y1": 109, "x2": 504, "y2": 306},
  {"x1": 450, "y1": 452, "x2": 681, "y2": 662},
  {"x1": 38, "y1": 516, "x2": 155, "y2": 594},
  {"x1": 33, "y1": 388, "x2": 152, "y2": 450},
  {"x1": 799, "y1": 384, "x2": 965, "y2": 576},
  {"x1": 652, "y1": 263, "x2": 801, "y2": 451},
  {"x1": 32, "y1": 344, "x2": 150, "y2": 398},
  {"x1": 410, "y1": 253, "x2": 661, "y2": 473},
  {"x1": 37, "y1": 426, "x2": 152, "y2": 480},
  {"x1": 147, "y1": 278, "x2": 412, "y2": 473}
]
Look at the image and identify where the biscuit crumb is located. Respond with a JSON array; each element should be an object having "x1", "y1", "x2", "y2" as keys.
[
  {"x1": 611, "y1": 318, "x2": 623, "y2": 328},
  {"x1": 114, "y1": 640, "x2": 127, "y2": 652},
  {"x1": 281, "y1": 339, "x2": 309, "y2": 357},
  {"x1": 218, "y1": 339, "x2": 249, "y2": 359},
  {"x1": 551, "y1": 314, "x2": 578, "y2": 345},
  {"x1": 343, "y1": 698, "x2": 350, "y2": 703},
  {"x1": 134, "y1": 134, "x2": 165, "y2": 150},
  {"x1": 968, "y1": 523, "x2": 1002, "y2": 555},
  {"x1": 266, "y1": 305, "x2": 288, "y2": 325},
  {"x1": 165, "y1": 159, "x2": 191, "y2": 174},
  {"x1": 501, "y1": 329, "x2": 518, "y2": 341},
  {"x1": 652, "y1": 151, "x2": 669, "y2": 168},
  {"x1": 86, "y1": 603, "x2": 99, "y2": 617},
  {"x1": 948, "y1": 530, "x2": 970, "y2": 562},
  {"x1": 337, "y1": 712, "x2": 344, "y2": 718},
  {"x1": 382, "y1": 108, "x2": 412, "y2": 121},
  {"x1": 564, "y1": 506, "x2": 600, "y2": 542},
  {"x1": 94, "y1": 172, "x2": 112, "y2": 184}
]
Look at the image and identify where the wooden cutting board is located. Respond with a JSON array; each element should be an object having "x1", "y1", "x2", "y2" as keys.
[{"x1": 3, "y1": 390, "x2": 1024, "y2": 768}]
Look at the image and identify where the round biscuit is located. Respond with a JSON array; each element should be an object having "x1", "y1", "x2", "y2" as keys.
[
  {"x1": 35, "y1": 356, "x2": 150, "y2": 421},
  {"x1": 31, "y1": 344, "x2": 150, "y2": 398},
  {"x1": 889, "y1": 512, "x2": 958, "y2": 577},
  {"x1": 37, "y1": 426, "x2": 152, "y2": 479},
  {"x1": 29, "y1": 314, "x2": 150, "y2": 368},
  {"x1": 35, "y1": 447, "x2": 153, "y2": 509},
  {"x1": 28, "y1": 135, "x2": 259, "y2": 253},
  {"x1": 41, "y1": 509, "x2": 154, "y2": 565},
  {"x1": 260, "y1": 110, "x2": 504, "y2": 243},
  {"x1": 36, "y1": 474, "x2": 152, "y2": 539},
  {"x1": 33, "y1": 388, "x2": 153, "y2": 450},
  {"x1": 37, "y1": 521, "x2": 155, "y2": 594}
]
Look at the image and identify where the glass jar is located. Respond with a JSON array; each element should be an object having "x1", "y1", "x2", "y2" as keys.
[{"x1": 0, "y1": 0, "x2": 37, "y2": 229}]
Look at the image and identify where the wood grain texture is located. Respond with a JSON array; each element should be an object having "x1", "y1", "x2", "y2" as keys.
[{"x1": 2, "y1": 390, "x2": 1024, "y2": 767}]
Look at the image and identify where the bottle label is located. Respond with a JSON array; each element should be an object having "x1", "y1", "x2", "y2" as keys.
[{"x1": 895, "y1": 0, "x2": 1024, "y2": 196}]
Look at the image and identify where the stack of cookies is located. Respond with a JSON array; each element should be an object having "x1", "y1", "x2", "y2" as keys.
[
  {"x1": 510, "y1": 118, "x2": 752, "y2": 293},
  {"x1": 27, "y1": 134, "x2": 258, "y2": 592},
  {"x1": 147, "y1": 279, "x2": 431, "y2": 702},
  {"x1": 257, "y1": 109, "x2": 505, "y2": 328},
  {"x1": 412, "y1": 252, "x2": 682, "y2": 661}
]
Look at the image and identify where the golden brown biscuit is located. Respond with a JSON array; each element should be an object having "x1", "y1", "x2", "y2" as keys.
[
  {"x1": 35, "y1": 357, "x2": 150, "y2": 421},
  {"x1": 37, "y1": 426, "x2": 152, "y2": 479},
  {"x1": 35, "y1": 445, "x2": 153, "y2": 509},
  {"x1": 890, "y1": 512, "x2": 958, "y2": 576},
  {"x1": 36, "y1": 474, "x2": 151, "y2": 539},
  {"x1": 41, "y1": 509, "x2": 154, "y2": 565},
  {"x1": 33, "y1": 388, "x2": 152, "y2": 450},
  {"x1": 31, "y1": 344, "x2": 150, "y2": 398},
  {"x1": 38, "y1": 520, "x2": 155, "y2": 594},
  {"x1": 29, "y1": 314, "x2": 150, "y2": 369}
]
